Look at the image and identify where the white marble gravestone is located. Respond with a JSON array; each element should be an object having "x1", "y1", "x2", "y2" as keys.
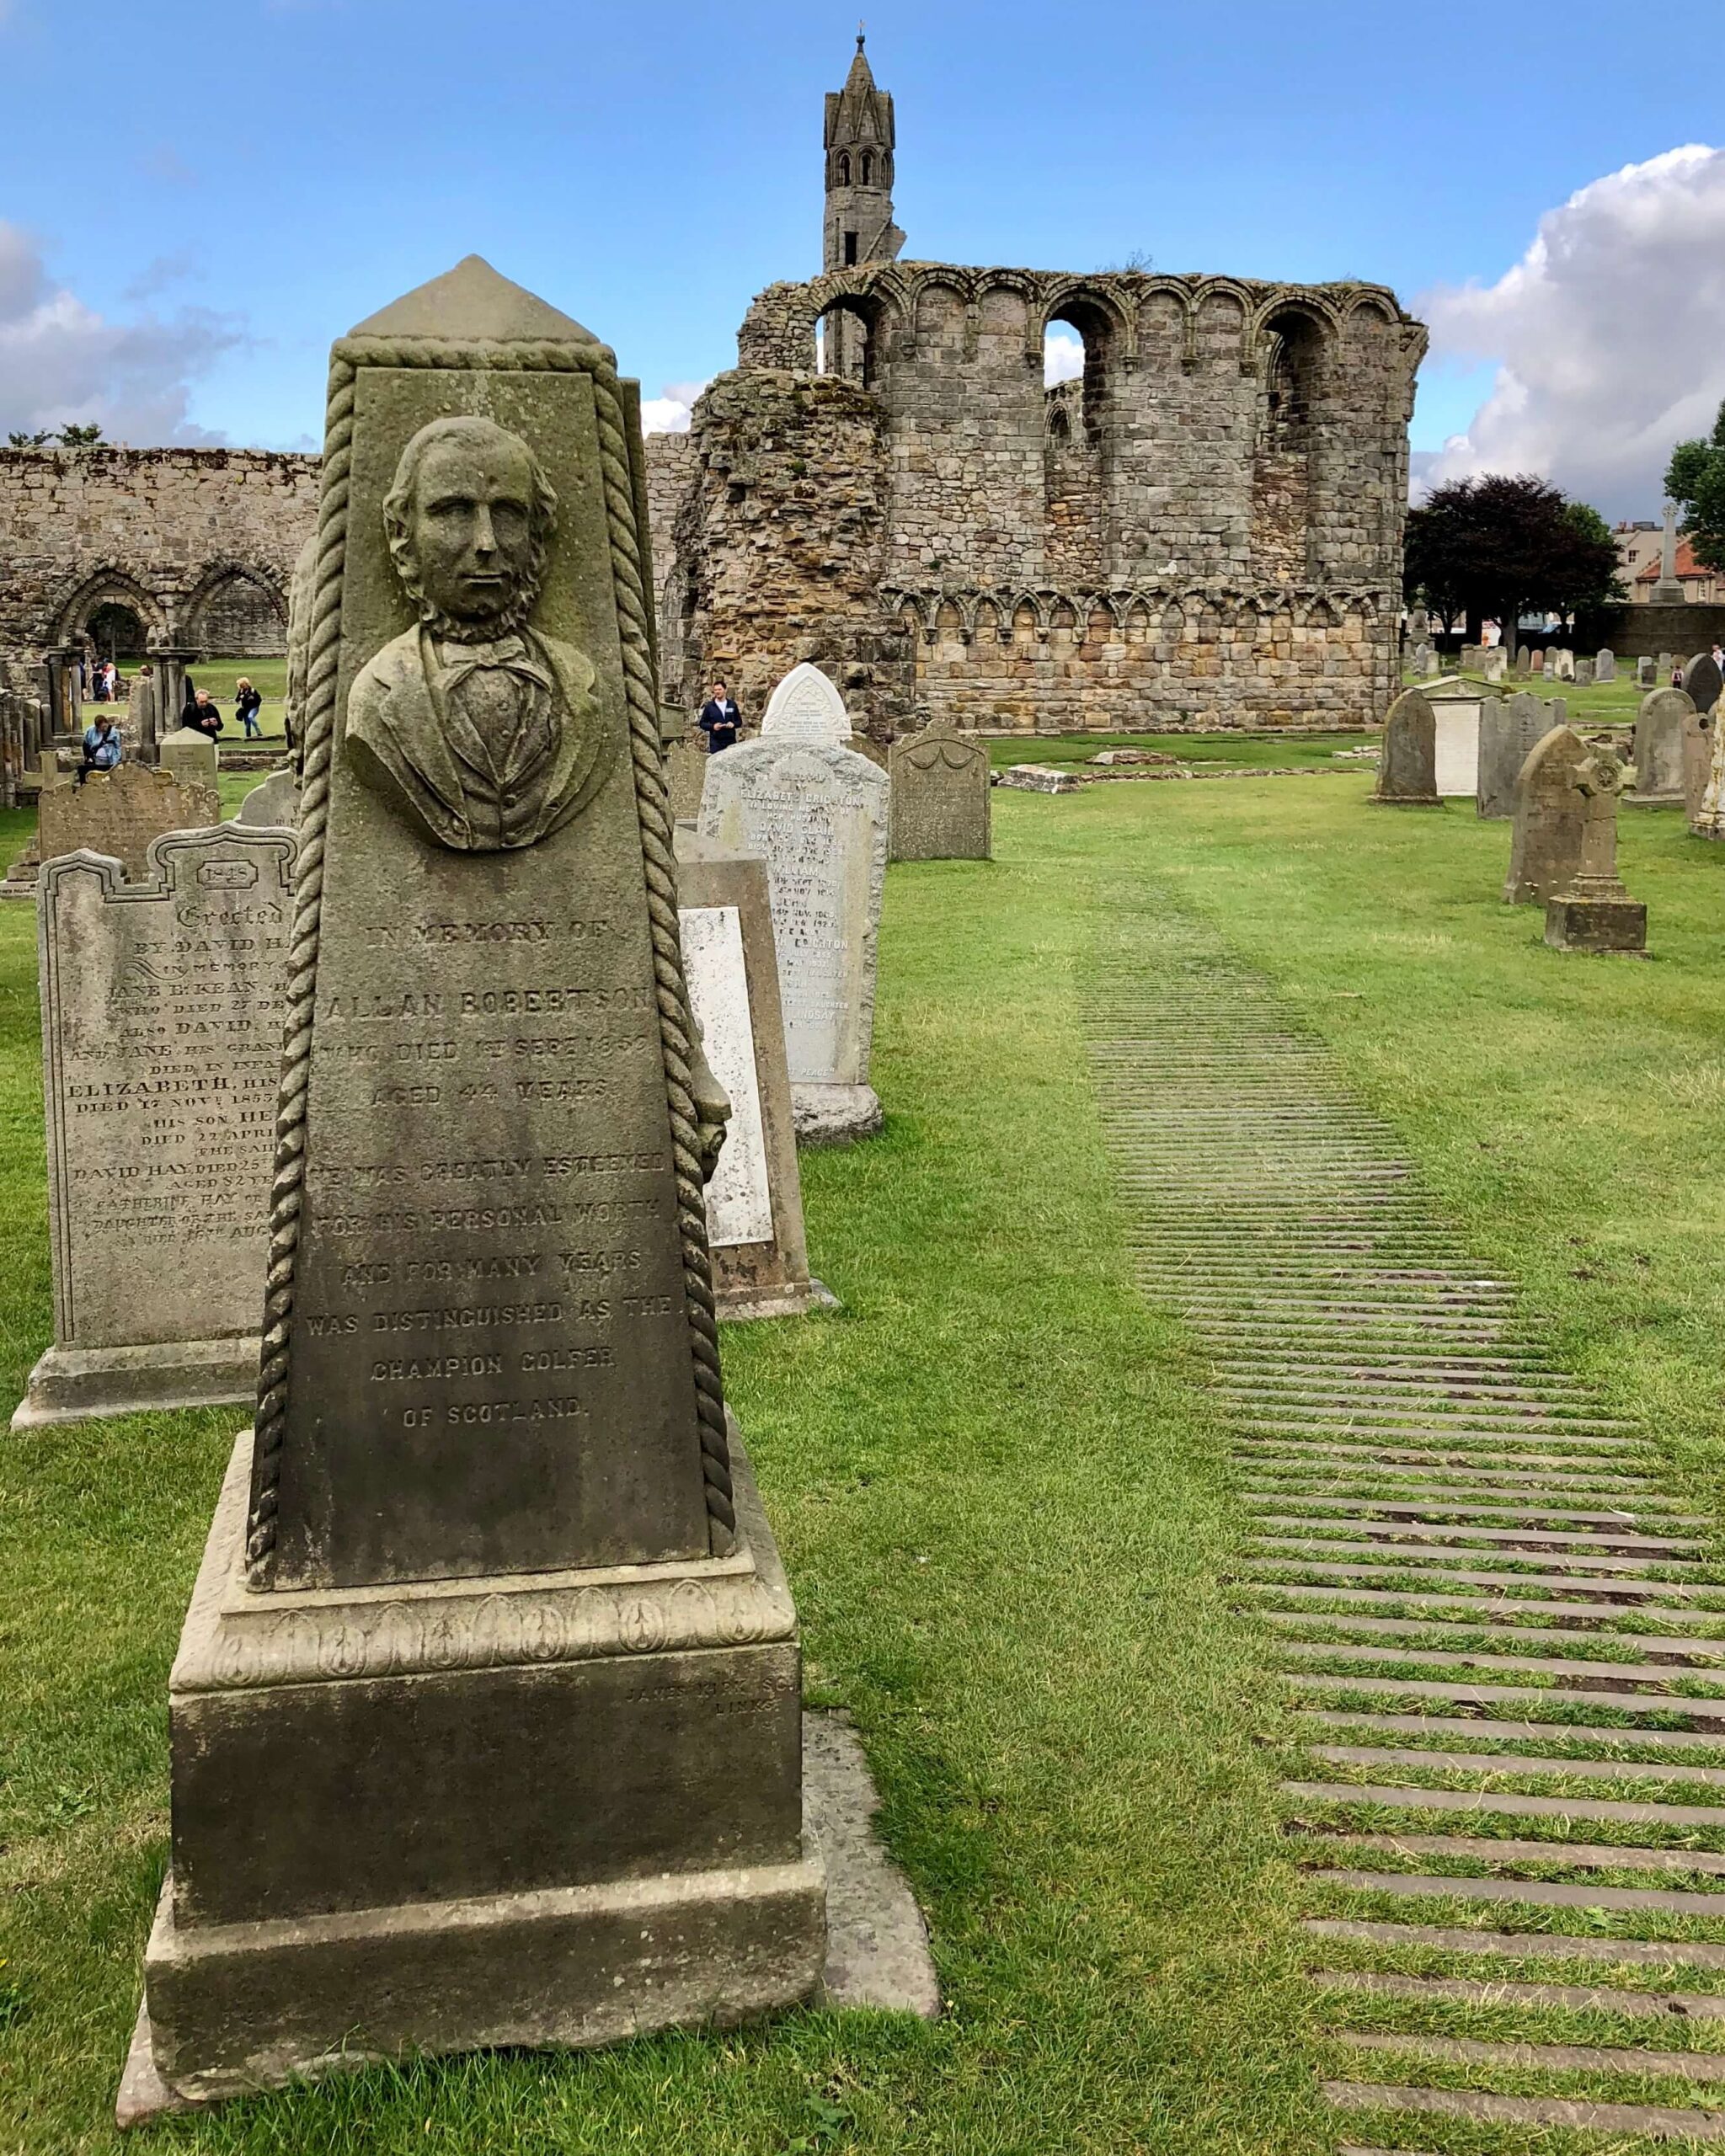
[
  {"x1": 1428, "y1": 686, "x2": 1482, "y2": 798},
  {"x1": 699, "y1": 670, "x2": 888, "y2": 1142},
  {"x1": 14, "y1": 825, "x2": 295, "y2": 1428},
  {"x1": 677, "y1": 835, "x2": 829, "y2": 1320}
]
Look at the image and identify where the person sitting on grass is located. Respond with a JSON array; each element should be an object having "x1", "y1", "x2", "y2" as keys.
[
  {"x1": 187, "y1": 689, "x2": 225, "y2": 740},
  {"x1": 235, "y1": 677, "x2": 264, "y2": 739},
  {"x1": 77, "y1": 712, "x2": 121, "y2": 786}
]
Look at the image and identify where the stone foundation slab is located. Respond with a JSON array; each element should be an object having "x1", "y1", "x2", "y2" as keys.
[{"x1": 11, "y1": 1336, "x2": 259, "y2": 1432}]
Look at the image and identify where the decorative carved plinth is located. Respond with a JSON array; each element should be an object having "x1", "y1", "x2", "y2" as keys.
[
  {"x1": 11, "y1": 1336, "x2": 260, "y2": 1432},
  {"x1": 125, "y1": 1426, "x2": 825, "y2": 2110}
]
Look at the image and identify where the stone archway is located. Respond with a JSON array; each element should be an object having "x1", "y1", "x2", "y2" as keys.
[{"x1": 185, "y1": 565, "x2": 288, "y2": 657}]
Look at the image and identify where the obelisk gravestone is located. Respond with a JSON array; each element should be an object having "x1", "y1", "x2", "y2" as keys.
[{"x1": 127, "y1": 259, "x2": 824, "y2": 2111}]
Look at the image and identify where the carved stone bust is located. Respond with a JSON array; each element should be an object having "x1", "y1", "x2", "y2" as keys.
[{"x1": 346, "y1": 414, "x2": 609, "y2": 851}]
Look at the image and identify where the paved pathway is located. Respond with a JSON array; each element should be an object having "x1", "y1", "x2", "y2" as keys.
[{"x1": 1087, "y1": 906, "x2": 1725, "y2": 2148}]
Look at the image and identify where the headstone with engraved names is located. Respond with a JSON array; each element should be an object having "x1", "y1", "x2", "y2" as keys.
[
  {"x1": 39, "y1": 763, "x2": 221, "y2": 882},
  {"x1": 13, "y1": 825, "x2": 294, "y2": 1430},
  {"x1": 676, "y1": 832, "x2": 829, "y2": 1319},
  {"x1": 1372, "y1": 687, "x2": 1440, "y2": 805},
  {"x1": 1504, "y1": 725, "x2": 1589, "y2": 904},
  {"x1": 1478, "y1": 691, "x2": 1564, "y2": 820},
  {"x1": 889, "y1": 718, "x2": 991, "y2": 861},
  {"x1": 699, "y1": 664, "x2": 888, "y2": 1140},
  {"x1": 1631, "y1": 687, "x2": 1690, "y2": 807},
  {"x1": 124, "y1": 259, "x2": 825, "y2": 2117}
]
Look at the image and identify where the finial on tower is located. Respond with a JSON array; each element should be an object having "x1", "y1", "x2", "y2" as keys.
[{"x1": 857, "y1": 20, "x2": 866, "y2": 48}]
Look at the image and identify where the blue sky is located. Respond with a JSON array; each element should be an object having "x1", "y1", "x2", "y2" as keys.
[{"x1": 0, "y1": 0, "x2": 1717, "y2": 513}]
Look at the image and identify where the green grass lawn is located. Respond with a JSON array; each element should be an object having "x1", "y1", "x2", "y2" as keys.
[
  {"x1": 112, "y1": 655, "x2": 290, "y2": 747},
  {"x1": 4, "y1": 771, "x2": 1725, "y2": 2151}
]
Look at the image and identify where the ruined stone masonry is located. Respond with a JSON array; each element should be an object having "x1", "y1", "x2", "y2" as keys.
[
  {"x1": 649, "y1": 39, "x2": 1424, "y2": 738},
  {"x1": 0, "y1": 446, "x2": 318, "y2": 670}
]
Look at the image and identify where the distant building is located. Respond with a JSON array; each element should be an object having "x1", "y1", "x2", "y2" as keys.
[
  {"x1": 1633, "y1": 534, "x2": 1721, "y2": 605},
  {"x1": 1615, "y1": 519, "x2": 1661, "y2": 595}
]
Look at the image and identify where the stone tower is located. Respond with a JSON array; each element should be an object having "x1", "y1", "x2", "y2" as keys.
[{"x1": 823, "y1": 35, "x2": 905, "y2": 274}]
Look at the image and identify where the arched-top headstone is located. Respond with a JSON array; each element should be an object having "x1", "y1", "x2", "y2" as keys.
[
  {"x1": 1372, "y1": 687, "x2": 1439, "y2": 805},
  {"x1": 1684, "y1": 702, "x2": 1716, "y2": 826},
  {"x1": 1504, "y1": 725, "x2": 1589, "y2": 904},
  {"x1": 1683, "y1": 651, "x2": 1722, "y2": 716},
  {"x1": 760, "y1": 662, "x2": 852, "y2": 747},
  {"x1": 1631, "y1": 686, "x2": 1691, "y2": 807},
  {"x1": 1596, "y1": 648, "x2": 1616, "y2": 682},
  {"x1": 235, "y1": 766, "x2": 298, "y2": 828}
]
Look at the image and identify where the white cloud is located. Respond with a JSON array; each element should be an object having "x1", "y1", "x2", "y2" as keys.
[
  {"x1": 1416, "y1": 145, "x2": 1725, "y2": 518},
  {"x1": 0, "y1": 221, "x2": 244, "y2": 446},
  {"x1": 1044, "y1": 328, "x2": 1085, "y2": 387},
  {"x1": 640, "y1": 378, "x2": 709, "y2": 434}
]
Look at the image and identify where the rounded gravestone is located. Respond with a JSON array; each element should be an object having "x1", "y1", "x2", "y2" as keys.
[
  {"x1": 1631, "y1": 687, "x2": 1691, "y2": 807},
  {"x1": 1504, "y1": 725, "x2": 1589, "y2": 904},
  {"x1": 1372, "y1": 687, "x2": 1439, "y2": 805},
  {"x1": 1684, "y1": 652, "x2": 1722, "y2": 716}
]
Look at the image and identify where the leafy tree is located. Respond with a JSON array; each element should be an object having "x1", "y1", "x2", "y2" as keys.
[
  {"x1": 1666, "y1": 402, "x2": 1725, "y2": 573},
  {"x1": 1404, "y1": 473, "x2": 1621, "y2": 651},
  {"x1": 6, "y1": 423, "x2": 105, "y2": 448}
]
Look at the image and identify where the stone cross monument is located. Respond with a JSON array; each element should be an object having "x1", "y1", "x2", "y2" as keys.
[
  {"x1": 1651, "y1": 499, "x2": 1686, "y2": 605},
  {"x1": 125, "y1": 259, "x2": 825, "y2": 2113},
  {"x1": 1544, "y1": 749, "x2": 1647, "y2": 953}
]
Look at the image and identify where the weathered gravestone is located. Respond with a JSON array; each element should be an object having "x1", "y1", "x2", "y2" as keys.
[
  {"x1": 1597, "y1": 648, "x2": 1616, "y2": 683},
  {"x1": 125, "y1": 259, "x2": 826, "y2": 2111},
  {"x1": 39, "y1": 763, "x2": 221, "y2": 881},
  {"x1": 677, "y1": 831, "x2": 829, "y2": 1320},
  {"x1": 698, "y1": 663, "x2": 888, "y2": 1141},
  {"x1": 1482, "y1": 647, "x2": 1507, "y2": 682},
  {"x1": 131, "y1": 667, "x2": 161, "y2": 762},
  {"x1": 1371, "y1": 686, "x2": 1440, "y2": 805},
  {"x1": 158, "y1": 723, "x2": 218, "y2": 786},
  {"x1": 1515, "y1": 646, "x2": 1532, "y2": 675},
  {"x1": 1696, "y1": 714, "x2": 1725, "y2": 841},
  {"x1": 1530, "y1": 648, "x2": 1546, "y2": 675},
  {"x1": 1684, "y1": 652, "x2": 1722, "y2": 716},
  {"x1": 13, "y1": 825, "x2": 294, "y2": 1430},
  {"x1": 1503, "y1": 725, "x2": 1589, "y2": 904},
  {"x1": 889, "y1": 717, "x2": 991, "y2": 861},
  {"x1": 1430, "y1": 685, "x2": 1482, "y2": 797},
  {"x1": 1478, "y1": 691, "x2": 1564, "y2": 820},
  {"x1": 1630, "y1": 687, "x2": 1690, "y2": 806},
  {"x1": 1637, "y1": 656, "x2": 1656, "y2": 687},
  {"x1": 660, "y1": 707, "x2": 708, "y2": 823},
  {"x1": 1458, "y1": 643, "x2": 1484, "y2": 674},
  {"x1": 1412, "y1": 643, "x2": 1436, "y2": 677},
  {"x1": 1551, "y1": 648, "x2": 1575, "y2": 682},
  {"x1": 998, "y1": 762, "x2": 1081, "y2": 793},
  {"x1": 1658, "y1": 651, "x2": 1675, "y2": 676},
  {"x1": 1684, "y1": 705, "x2": 1716, "y2": 826},
  {"x1": 235, "y1": 766, "x2": 298, "y2": 828},
  {"x1": 1573, "y1": 658, "x2": 1595, "y2": 688},
  {"x1": 1545, "y1": 748, "x2": 1647, "y2": 953}
]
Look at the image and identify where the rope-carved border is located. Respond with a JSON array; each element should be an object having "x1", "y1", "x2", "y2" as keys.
[{"x1": 244, "y1": 333, "x2": 734, "y2": 1586}]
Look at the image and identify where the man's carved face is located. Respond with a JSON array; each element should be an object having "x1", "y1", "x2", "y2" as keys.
[{"x1": 403, "y1": 431, "x2": 537, "y2": 628}]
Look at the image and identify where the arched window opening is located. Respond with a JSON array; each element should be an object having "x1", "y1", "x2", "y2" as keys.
[
  {"x1": 836, "y1": 152, "x2": 850, "y2": 185},
  {"x1": 1263, "y1": 309, "x2": 1323, "y2": 449},
  {"x1": 84, "y1": 600, "x2": 147, "y2": 661},
  {"x1": 190, "y1": 568, "x2": 289, "y2": 657},
  {"x1": 815, "y1": 298, "x2": 881, "y2": 388},
  {"x1": 860, "y1": 151, "x2": 873, "y2": 185},
  {"x1": 1046, "y1": 400, "x2": 1072, "y2": 446},
  {"x1": 1043, "y1": 301, "x2": 1110, "y2": 450}
]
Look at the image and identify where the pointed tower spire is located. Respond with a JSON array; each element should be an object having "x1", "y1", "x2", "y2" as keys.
[{"x1": 823, "y1": 32, "x2": 905, "y2": 275}]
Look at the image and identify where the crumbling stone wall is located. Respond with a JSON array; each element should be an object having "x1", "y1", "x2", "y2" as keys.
[
  {"x1": 660, "y1": 261, "x2": 1423, "y2": 734},
  {"x1": 0, "y1": 446, "x2": 319, "y2": 668},
  {"x1": 653, "y1": 371, "x2": 913, "y2": 734}
]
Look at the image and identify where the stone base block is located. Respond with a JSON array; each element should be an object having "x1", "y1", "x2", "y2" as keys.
[
  {"x1": 1369, "y1": 792, "x2": 1441, "y2": 807},
  {"x1": 716, "y1": 1276, "x2": 841, "y2": 1323},
  {"x1": 792, "y1": 1085, "x2": 884, "y2": 1145},
  {"x1": 1544, "y1": 894, "x2": 1648, "y2": 953},
  {"x1": 131, "y1": 1846, "x2": 825, "y2": 2108},
  {"x1": 120, "y1": 1709, "x2": 938, "y2": 2127},
  {"x1": 10, "y1": 1336, "x2": 260, "y2": 1431}
]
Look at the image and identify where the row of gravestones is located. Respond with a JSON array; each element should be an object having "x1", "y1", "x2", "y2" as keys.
[
  {"x1": 16, "y1": 269, "x2": 980, "y2": 2119},
  {"x1": 1374, "y1": 651, "x2": 1725, "y2": 953},
  {"x1": 1407, "y1": 646, "x2": 1617, "y2": 686}
]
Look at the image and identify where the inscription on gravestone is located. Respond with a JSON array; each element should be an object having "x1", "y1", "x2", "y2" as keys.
[
  {"x1": 684, "y1": 905, "x2": 772, "y2": 1247},
  {"x1": 14, "y1": 825, "x2": 293, "y2": 1428},
  {"x1": 889, "y1": 718, "x2": 991, "y2": 861}
]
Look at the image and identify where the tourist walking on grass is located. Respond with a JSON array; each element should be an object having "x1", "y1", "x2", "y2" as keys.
[
  {"x1": 76, "y1": 712, "x2": 121, "y2": 785},
  {"x1": 698, "y1": 680, "x2": 741, "y2": 754},
  {"x1": 235, "y1": 677, "x2": 263, "y2": 739}
]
